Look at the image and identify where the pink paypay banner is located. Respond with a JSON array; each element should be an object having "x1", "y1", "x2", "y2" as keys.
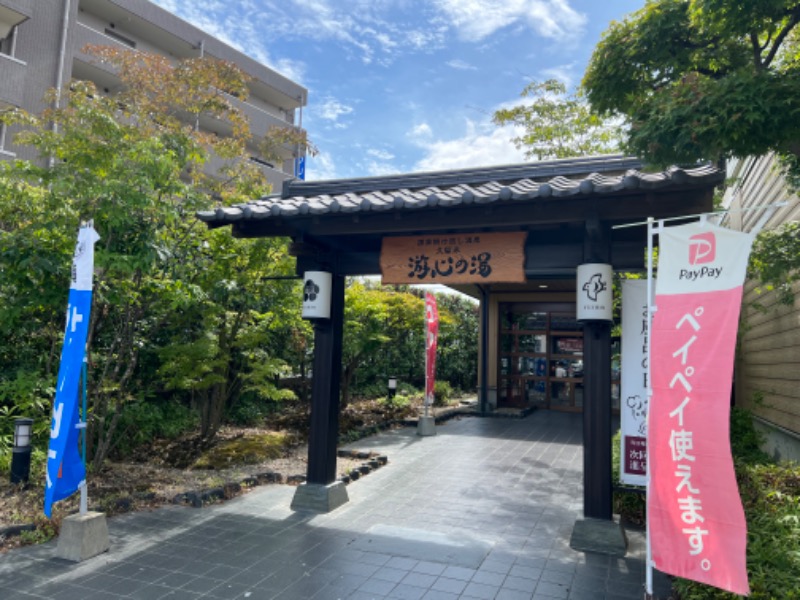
[
  {"x1": 424, "y1": 293, "x2": 439, "y2": 407},
  {"x1": 649, "y1": 222, "x2": 752, "y2": 596}
]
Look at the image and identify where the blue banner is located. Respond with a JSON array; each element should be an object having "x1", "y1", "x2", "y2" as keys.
[{"x1": 45, "y1": 224, "x2": 99, "y2": 517}]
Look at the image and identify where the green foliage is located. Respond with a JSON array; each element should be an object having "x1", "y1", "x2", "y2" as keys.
[
  {"x1": 435, "y1": 293, "x2": 479, "y2": 394},
  {"x1": 111, "y1": 400, "x2": 197, "y2": 457},
  {"x1": 0, "y1": 371, "x2": 53, "y2": 457},
  {"x1": 583, "y1": 1, "x2": 800, "y2": 178},
  {"x1": 343, "y1": 285, "x2": 477, "y2": 404},
  {"x1": 748, "y1": 221, "x2": 800, "y2": 305},
  {"x1": 342, "y1": 283, "x2": 393, "y2": 406},
  {"x1": 0, "y1": 46, "x2": 312, "y2": 465},
  {"x1": 227, "y1": 397, "x2": 277, "y2": 427},
  {"x1": 19, "y1": 518, "x2": 57, "y2": 546},
  {"x1": 493, "y1": 79, "x2": 622, "y2": 160},
  {"x1": 0, "y1": 45, "x2": 478, "y2": 471},
  {"x1": 432, "y1": 381, "x2": 455, "y2": 407},
  {"x1": 379, "y1": 393, "x2": 413, "y2": 409},
  {"x1": 729, "y1": 406, "x2": 771, "y2": 465}
]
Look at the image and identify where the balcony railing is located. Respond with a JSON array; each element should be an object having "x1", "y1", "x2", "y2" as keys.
[{"x1": 72, "y1": 23, "x2": 302, "y2": 141}]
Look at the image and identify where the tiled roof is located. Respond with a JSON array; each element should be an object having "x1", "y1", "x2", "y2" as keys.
[{"x1": 197, "y1": 156, "x2": 723, "y2": 227}]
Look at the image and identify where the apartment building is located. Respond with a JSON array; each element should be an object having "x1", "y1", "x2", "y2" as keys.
[{"x1": 0, "y1": 0, "x2": 307, "y2": 192}]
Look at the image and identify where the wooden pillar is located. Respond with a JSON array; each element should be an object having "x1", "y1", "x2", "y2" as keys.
[
  {"x1": 306, "y1": 272, "x2": 345, "y2": 485},
  {"x1": 582, "y1": 216, "x2": 613, "y2": 520},
  {"x1": 479, "y1": 285, "x2": 489, "y2": 414},
  {"x1": 583, "y1": 320, "x2": 613, "y2": 519}
]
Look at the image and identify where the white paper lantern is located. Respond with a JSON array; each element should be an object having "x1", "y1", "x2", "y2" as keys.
[
  {"x1": 302, "y1": 271, "x2": 332, "y2": 319},
  {"x1": 576, "y1": 263, "x2": 613, "y2": 322}
]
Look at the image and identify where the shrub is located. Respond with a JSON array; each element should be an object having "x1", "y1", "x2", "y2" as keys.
[
  {"x1": 433, "y1": 381, "x2": 454, "y2": 407},
  {"x1": 111, "y1": 400, "x2": 196, "y2": 458},
  {"x1": 729, "y1": 406, "x2": 770, "y2": 466},
  {"x1": 379, "y1": 393, "x2": 412, "y2": 409},
  {"x1": 227, "y1": 397, "x2": 287, "y2": 426}
]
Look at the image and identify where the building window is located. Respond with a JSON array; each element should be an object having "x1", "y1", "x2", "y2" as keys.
[
  {"x1": 0, "y1": 123, "x2": 11, "y2": 155},
  {"x1": 0, "y1": 26, "x2": 17, "y2": 57}
]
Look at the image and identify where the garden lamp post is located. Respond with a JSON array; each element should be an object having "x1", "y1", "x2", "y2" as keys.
[
  {"x1": 10, "y1": 417, "x2": 33, "y2": 484},
  {"x1": 388, "y1": 376, "x2": 397, "y2": 401}
]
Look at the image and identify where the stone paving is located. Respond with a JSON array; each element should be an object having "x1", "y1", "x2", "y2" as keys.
[{"x1": 0, "y1": 411, "x2": 669, "y2": 599}]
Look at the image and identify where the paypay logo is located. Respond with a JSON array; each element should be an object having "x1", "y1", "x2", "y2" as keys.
[{"x1": 688, "y1": 232, "x2": 716, "y2": 265}]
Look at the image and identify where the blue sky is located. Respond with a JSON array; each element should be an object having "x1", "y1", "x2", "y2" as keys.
[{"x1": 152, "y1": 0, "x2": 644, "y2": 181}]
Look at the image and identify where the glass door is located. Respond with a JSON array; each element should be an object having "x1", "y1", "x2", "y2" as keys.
[{"x1": 498, "y1": 303, "x2": 583, "y2": 411}]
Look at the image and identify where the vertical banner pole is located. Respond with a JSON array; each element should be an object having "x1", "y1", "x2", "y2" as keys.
[
  {"x1": 645, "y1": 217, "x2": 657, "y2": 597},
  {"x1": 79, "y1": 359, "x2": 88, "y2": 515},
  {"x1": 81, "y1": 360, "x2": 87, "y2": 465},
  {"x1": 424, "y1": 341, "x2": 430, "y2": 418}
]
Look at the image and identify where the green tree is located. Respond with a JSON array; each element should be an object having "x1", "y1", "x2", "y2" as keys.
[
  {"x1": 583, "y1": 1, "x2": 800, "y2": 173},
  {"x1": 748, "y1": 221, "x2": 800, "y2": 305},
  {"x1": 156, "y1": 232, "x2": 299, "y2": 443},
  {"x1": 0, "y1": 46, "x2": 310, "y2": 465},
  {"x1": 342, "y1": 285, "x2": 476, "y2": 398},
  {"x1": 436, "y1": 293, "x2": 479, "y2": 393},
  {"x1": 493, "y1": 79, "x2": 622, "y2": 160},
  {"x1": 342, "y1": 283, "x2": 391, "y2": 407}
]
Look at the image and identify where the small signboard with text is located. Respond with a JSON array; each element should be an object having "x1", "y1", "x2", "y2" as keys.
[
  {"x1": 620, "y1": 279, "x2": 649, "y2": 487},
  {"x1": 380, "y1": 232, "x2": 526, "y2": 285}
]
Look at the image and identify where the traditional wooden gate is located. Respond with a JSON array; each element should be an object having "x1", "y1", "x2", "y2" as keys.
[{"x1": 199, "y1": 155, "x2": 722, "y2": 519}]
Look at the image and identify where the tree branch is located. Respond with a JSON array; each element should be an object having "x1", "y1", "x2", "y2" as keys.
[
  {"x1": 763, "y1": 10, "x2": 800, "y2": 69},
  {"x1": 751, "y1": 31, "x2": 764, "y2": 69}
]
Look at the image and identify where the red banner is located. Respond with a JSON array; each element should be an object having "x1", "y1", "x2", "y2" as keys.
[
  {"x1": 649, "y1": 222, "x2": 752, "y2": 595},
  {"x1": 425, "y1": 293, "x2": 439, "y2": 407}
]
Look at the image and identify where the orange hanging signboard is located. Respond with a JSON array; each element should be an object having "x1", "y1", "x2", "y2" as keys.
[{"x1": 380, "y1": 232, "x2": 527, "y2": 285}]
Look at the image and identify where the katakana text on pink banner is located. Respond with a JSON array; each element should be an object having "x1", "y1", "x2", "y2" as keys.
[{"x1": 649, "y1": 222, "x2": 752, "y2": 596}]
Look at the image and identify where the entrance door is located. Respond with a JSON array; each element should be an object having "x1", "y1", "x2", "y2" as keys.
[{"x1": 498, "y1": 303, "x2": 584, "y2": 411}]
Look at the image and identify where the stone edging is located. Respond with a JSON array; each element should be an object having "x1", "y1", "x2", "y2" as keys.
[{"x1": 336, "y1": 450, "x2": 389, "y2": 485}]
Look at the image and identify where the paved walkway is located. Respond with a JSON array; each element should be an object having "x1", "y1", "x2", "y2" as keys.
[{"x1": 0, "y1": 412, "x2": 669, "y2": 599}]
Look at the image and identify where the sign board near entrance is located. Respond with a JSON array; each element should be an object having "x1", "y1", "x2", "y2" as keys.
[{"x1": 380, "y1": 232, "x2": 526, "y2": 284}]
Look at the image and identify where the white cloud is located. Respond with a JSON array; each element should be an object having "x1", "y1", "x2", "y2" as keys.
[
  {"x1": 316, "y1": 98, "x2": 355, "y2": 124},
  {"x1": 408, "y1": 122, "x2": 434, "y2": 141},
  {"x1": 411, "y1": 120, "x2": 527, "y2": 172},
  {"x1": 272, "y1": 58, "x2": 308, "y2": 86},
  {"x1": 150, "y1": 1, "x2": 312, "y2": 82},
  {"x1": 446, "y1": 59, "x2": 477, "y2": 70},
  {"x1": 434, "y1": 0, "x2": 586, "y2": 41},
  {"x1": 306, "y1": 151, "x2": 338, "y2": 181},
  {"x1": 363, "y1": 160, "x2": 400, "y2": 176},
  {"x1": 153, "y1": 0, "x2": 582, "y2": 74},
  {"x1": 540, "y1": 63, "x2": 578, "y2": 88},
  {"x1": 367, "y1": 148, "x2": 396, "y2": 160},
  {"x1": 239, "y1": 1, "x2": 447, "y2": 66}
]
